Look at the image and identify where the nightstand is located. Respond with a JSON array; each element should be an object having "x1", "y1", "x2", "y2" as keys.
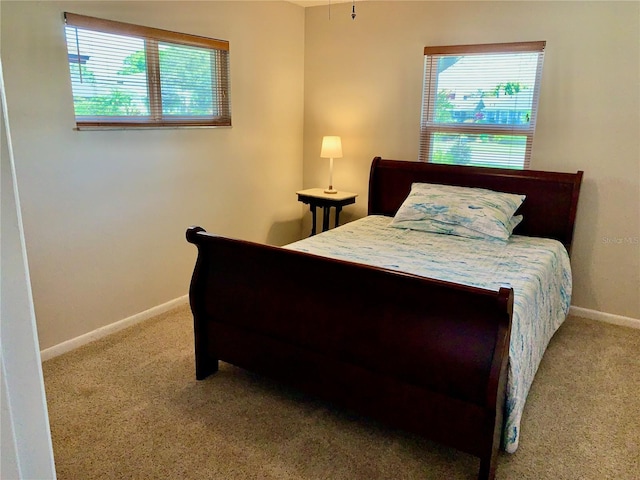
[{"x1": 296, "y1": 188, "x2": 358, "y2": 236}]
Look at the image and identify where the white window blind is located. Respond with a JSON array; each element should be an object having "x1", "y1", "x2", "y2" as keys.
[
  {"x1": 419, "y1": 42, "x2": 545, "y2": 169},
  {"x1": 64, "y1": 13, "x2": 230, "y2": 129}
]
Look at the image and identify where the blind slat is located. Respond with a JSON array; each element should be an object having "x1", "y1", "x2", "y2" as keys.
[
  {"x1": 424, "y1": 41, "x2": 545, "y2": 56},
  {"x1": 64, "y1": 12, "x2": 229, "y2": 51}
]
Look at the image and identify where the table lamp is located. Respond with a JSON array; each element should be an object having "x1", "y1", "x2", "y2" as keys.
[{"x1": 320, "y1": 135, "x2": 343, "y2": 194}]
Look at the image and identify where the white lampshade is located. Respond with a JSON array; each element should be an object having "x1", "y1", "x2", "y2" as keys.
[{"x1": 320, "y1": 136, "x2": 343, "y2": 159}]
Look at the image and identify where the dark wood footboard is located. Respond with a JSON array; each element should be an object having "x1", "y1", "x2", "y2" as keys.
[{"x1": 186, "y1": 227, "x2": 513, "y2": 480}]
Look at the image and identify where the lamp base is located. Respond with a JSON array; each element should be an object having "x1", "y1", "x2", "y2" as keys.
[{"x1": 324, "y1": 188, "x2": 338, "y2": 194}]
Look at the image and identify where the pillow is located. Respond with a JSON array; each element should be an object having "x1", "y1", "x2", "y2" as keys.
[
  {"x1": 509, "y1": 214, "x2": 524, "y2": 234},
  {"x1": 393, "y1": 213, "x2": 524, "y2": 241},
  {"x1": 390, "y1": 182, "x2": 525, "y2": 241}
]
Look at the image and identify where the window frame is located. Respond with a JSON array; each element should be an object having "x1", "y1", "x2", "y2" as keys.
[
  {"x1": 419, "y1": 41, "x2": 545, "y2": 169},
  {"x1": 64, "y1": 13, "x2": 231, "y2": 129}
]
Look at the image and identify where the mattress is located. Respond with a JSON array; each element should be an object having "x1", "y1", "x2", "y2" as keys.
[{"x1": 285, "y1": 215, "x2": 572, "y2": 453}]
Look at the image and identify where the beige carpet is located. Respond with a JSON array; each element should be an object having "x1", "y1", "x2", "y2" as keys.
[{"x1": 43, "y1": 305, "x2": 640, "y2": 480}]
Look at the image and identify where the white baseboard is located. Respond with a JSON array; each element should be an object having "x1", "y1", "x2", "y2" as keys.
[
  {"x1": 569, "y1": 306, "x2": 640, "y2": 330},
  {"x1": 40, "y1": 294, "x2": 189, "y2": 362}
]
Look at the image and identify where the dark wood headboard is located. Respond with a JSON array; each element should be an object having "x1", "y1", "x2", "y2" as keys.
[{"x1": 368, "y1": 157, "x2": 583, "y2": 254}]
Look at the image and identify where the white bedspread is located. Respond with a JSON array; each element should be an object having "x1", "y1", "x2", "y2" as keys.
[{"x1": 285, "y1": 215, "x2": 572, "y2": 453}]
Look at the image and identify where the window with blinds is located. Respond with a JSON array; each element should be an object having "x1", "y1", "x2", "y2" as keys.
[
  {"x1": 419, "y1": 42, "x2": 545, "y2": 169},
  {"x1": 64, "y1": 13, "x2": 231, "y2": 129}
]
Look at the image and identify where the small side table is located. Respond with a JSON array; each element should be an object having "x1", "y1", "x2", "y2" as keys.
[{"x1": 296, "y1": 188, "x2": 358, "y2": 236}]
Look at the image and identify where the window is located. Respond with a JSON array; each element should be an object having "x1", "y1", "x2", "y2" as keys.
[
  {"x1": 420, "y1": 42, "x2": 545, "y2": 169},
  {"x1": 64, "y1": 13, "x2": 230, "y2": 129}
]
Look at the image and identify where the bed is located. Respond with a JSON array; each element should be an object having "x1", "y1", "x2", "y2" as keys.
[{"x1": 186, "y1": 157, "x2": 583, "y2": 480}]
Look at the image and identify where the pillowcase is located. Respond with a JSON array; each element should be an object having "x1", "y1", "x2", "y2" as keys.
[{"x1": 390, "y1": 182, "x2": 525, "y2": 241}]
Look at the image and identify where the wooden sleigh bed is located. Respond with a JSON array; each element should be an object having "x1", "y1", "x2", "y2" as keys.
[{"x1": 186, "y1": 157, "x2": 583, "y2": 480}]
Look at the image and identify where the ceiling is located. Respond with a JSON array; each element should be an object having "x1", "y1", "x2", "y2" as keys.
[{"x1": 287, "y1": 1, "x2": 360, "y2": 7}]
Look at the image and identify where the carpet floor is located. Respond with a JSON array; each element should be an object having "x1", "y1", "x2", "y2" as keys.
[{"x1": 42, "y1": 304, "x2": 640, "y2": 479}]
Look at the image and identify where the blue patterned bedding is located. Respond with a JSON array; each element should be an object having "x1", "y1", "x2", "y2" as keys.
[{"x1": 284, "y1": 215, "x2": 572, "y2": 453}]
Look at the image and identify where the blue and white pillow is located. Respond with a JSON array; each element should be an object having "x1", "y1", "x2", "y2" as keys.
[{"x1": 390, "y1": 183, "x2": 525, "y2": 241}]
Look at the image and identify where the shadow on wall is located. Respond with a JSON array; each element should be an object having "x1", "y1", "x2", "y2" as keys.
[
  {"x1": 266, "y1": 218, "x2": 304, "y2": 246},
  {"x1": 571, "y1": 177, "x2": 600, "y2": 310},
  {"x1": 299, "y1": 210, "x2": 361, "y2": 240}
]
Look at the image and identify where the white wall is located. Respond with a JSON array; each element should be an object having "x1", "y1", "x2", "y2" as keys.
[
  {"x1": 303, "y1": 1, "x2": 640, "y2": 319},
  {"x1": 0, "y1": 1, "x2": 306, "y2": 349}
]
